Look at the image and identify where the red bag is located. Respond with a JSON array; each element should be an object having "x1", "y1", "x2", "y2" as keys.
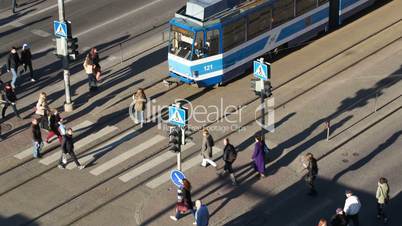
[{"x1": 176, "y1": 201, "x2": 189, "y2": 213}]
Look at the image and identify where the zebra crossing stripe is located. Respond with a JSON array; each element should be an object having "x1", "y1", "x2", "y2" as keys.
[
  {"x1": 145, "y1": 147, "x2": 222, "y2": 189},
  {"x1": 13, "y1": 120, "x2": 93, "y2": 160},
  {"x1": 90, "y1": 135, "x2": 165, "y2": 176},
  {"x1": 119, "y1": 142, "x2": 195, "y2": 183},
  {"x1": 39, "y1": 126, "x2": 118, "y2": 166},
  {"x1": 66, "y1": 129, "x2": 140, "y2": 170}
]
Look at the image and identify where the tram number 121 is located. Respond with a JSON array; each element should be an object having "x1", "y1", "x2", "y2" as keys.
[{"x1": 204, "y1": 65, "x2": 213, "y2": 71}]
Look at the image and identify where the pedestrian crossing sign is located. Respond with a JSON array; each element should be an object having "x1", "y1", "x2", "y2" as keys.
[
  {"x1": 253, "y1": 60, "x2": 270, "y2": 80},
  {"x1": 168, "y1": 106, "x2": 187, "y2": 127},
  {"x1": 53, "y1": 21, "x2": 68, "y2": 38}
]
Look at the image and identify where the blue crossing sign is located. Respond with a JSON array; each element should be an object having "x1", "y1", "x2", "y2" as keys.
[
  {"x1": 168, "y1": 106, "x2": 187, "y2": 127},
  {"x1": 170, "y1": 170, "x2": 186, "y2": 188},
  {"x1": 53, "y1": 21, "x2": 68, "y2": 38},
  {"x1": 253, "y1": 59, "x2": 270, "y2": 80}
]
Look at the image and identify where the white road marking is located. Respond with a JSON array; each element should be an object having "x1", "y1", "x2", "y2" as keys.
[
  {"x1": 90, "y1": 135, "x2": 165, "y2": 176},
  {"x1": 66, "y1": 129, "x2": 140, "y2": 170},
  {"x1": 11, "y1": 0, "x2": 73, "y2": 24},
  {"x1": 31, "y1": 29, "x2": 51, "y2": 37},
  {"x1": 39, "y1": 126, "x2": 117, "y2": 165},
  {"x1": 146, "y1": 147, "x2": 222, "y2": 189},
  {"x1": 13, "y1": 120, "x2": 93, "y2": 160},
  {"x1": 119, "y1": 142, "x2": 195, "y2": 183},
  {"x1": 76, "y1": 0, "x2": 164, "y2": 37}
]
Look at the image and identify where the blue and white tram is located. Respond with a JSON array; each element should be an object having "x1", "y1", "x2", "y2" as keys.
[{"x1": 168, "y1": 0, "x2": 376, "y2": 87}]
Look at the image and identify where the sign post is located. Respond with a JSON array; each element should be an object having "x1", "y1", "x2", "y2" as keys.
[{"x1": 253, "y1": 58, "x2": 270, "y2": 142}]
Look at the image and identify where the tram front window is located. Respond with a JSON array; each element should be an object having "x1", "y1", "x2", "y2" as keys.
[{"x1": 169, "y1": 26, "x2": 194, "y2": 60}]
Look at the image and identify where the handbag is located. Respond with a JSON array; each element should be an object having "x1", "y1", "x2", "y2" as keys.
[{"x1": 176, "y1": 201, "x2": 189, "y2": 213}]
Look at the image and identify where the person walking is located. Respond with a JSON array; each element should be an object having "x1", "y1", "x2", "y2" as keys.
[
  {"x1": 45, "y1": 109, "x2": 62, "y2": 144},
  {"x1": 89, "y1": 47, "x2": 102, "y2": 82},
  {"x1": 201, "y1": 129, "x2": 217, "y2": 167},
  {"x1": 21, "y1": 43, "x2": 36, "y2": 82},
  {"x1": 343, "y1": 190, "x2": 361, "y2": 226},
  {"x1": 252, "y1": 136, "x2": 266, "y2": 178},
  {"x1": 376, "y1": 177, "x2": 389, "y2": 224},
  {"x1": 170, "y1": 179, "x2": 195, "y2": 222},
  {"x1": 35, "y1": 92, "x2": 49, "y2": 130},
  {"x1": 1, "y1": 82, "x2": 21, "y2": 119},
  {"x1": 12, "y1": 0, "x2": 19, "y2": 14},
  {"x1": 330, "y1": 208, "x2": 348, "y2": 226},
  {"x1": 219, "y1": 138, "x2": 237, "y2": 185},
  {"x1": 32, "y1": 118, "x2": 42, "y2": 158},
  {"x1": 7, "y1": 47, "x2": 21, "y2": 89},
  {"x1": 303, "y1": 152, "x2": 318, "y2": 196},
  {"x1": 83, "y1": 54, "x2": 97, "y2": 92},
  {"x1": 195, "y1": 200, "x2": 209, "y2": 226},
  {"x1": 58, "y1": 128, "x2": 84, "y2": 170},
  {"x1": 133, "y1": 88, "x2": 147, "y2": 127}
]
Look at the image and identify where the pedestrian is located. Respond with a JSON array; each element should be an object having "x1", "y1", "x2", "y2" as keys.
[
  {"x1": 58, "y1": 128, "x2": 84, "y2": 170},
  {"x1": 21, "y1": 43, "x2": 36, "y2": 82},
  {"x1": 7, "y1": 47, "x2": 21, "y2": 89},
  {"x1": 317, "y1": 218, "x2": 328, "y2": 226},
  {"x1": 133, "y1": 88, "x2": 147, "y2": 127},
  {"x1": 219, "y1": 138, "x2": 237, "y2": 185},
  {"x1": 12, "y1": 0, "x2": 18, "y2": 14},
  {"x1": 330, "y1": 208, "x2": 348, "y2": 226},
  {"x1": 195, "y1": 200, "x2": 209, "y2": 226},
  {"x1": 170, "y1": 178, "x2": 195, "y2": 222},
  {"x1": 303, "y1": 152, "x2": 318, "y2": 196},
  {"x1": 89, "y1": 47, "x2": 102, "y2": 82},
  {"x1": 45, "y1": 109, "x2": 62, "y2": 144},
  {"x1": 376, "y1": 177, "x2": 389, "y2": 224},
  {"x1": 83, "y1": 54, "x2": 97, "y2": 92},
  {"x1": 35, "y1": 92, "x2": 49, "y2": 130},
  {"x1": 1, "y1": 82, "x2": 21, "y2": 119},
  {"x1": 252, "y1": 136, "x2": 266, "y2": 178},
  {"x1": 201, "y1": 129, "x2": 217, "y2": 167},
  {"x1": 32, "y1": 118, "x2": 43, "y2": 158},
  {"x1": 343, "y1": 190, "x2": 361, "y2": 226}
]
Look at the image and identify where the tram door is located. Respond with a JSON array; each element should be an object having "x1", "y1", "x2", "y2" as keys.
[{"x1": 329, "y1": 0, "x2": 340, "y2": 29}]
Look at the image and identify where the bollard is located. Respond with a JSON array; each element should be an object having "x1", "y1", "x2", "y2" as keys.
[
  {"x1": 374, "y1": 91, "x2": 378, "y2": 113},
  {"x1": 119, "y1": 43, "x2": 123, "y2": 64},
  {"x1": 325, "y1": 120, "x2": 330, "y2": 141}
]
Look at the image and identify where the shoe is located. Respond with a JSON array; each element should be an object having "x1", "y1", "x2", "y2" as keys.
[
  {"x1": 169, "y1": 216, "x2": 177, "y2": 221},
  {"x1": 58, "y1": 165, "x2": 65, "y2": 169},
  {"x1": 193, "y1": 222, "x2": 196, "y2": 225},
  {"x1": 31, "y1": 79, "x2": 36, "y2": 82},
  {"x1": 78, "y1": 165, "x2": 85, "y2": 170}
]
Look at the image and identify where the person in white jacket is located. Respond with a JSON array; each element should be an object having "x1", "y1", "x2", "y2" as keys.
[{"x1": 343, "y1": 190, "x2": 361, "y2": 226}]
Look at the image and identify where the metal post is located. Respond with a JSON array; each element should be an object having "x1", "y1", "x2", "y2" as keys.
[
  {"x1": 374, "y1": 91, "x2": 378, "y2": 113},
  {"x1": 326, "y1": 120, "x2": 330, "y2": 141},
  {"x1": 58, "y1": 0, "x2": 73, "y2": 112},
  {"x1": 119, "y1": 43, "x2": 123, "y2": 64},
  {"x1": 260, "y1": 79, "x2": 265, "y2": 142}
]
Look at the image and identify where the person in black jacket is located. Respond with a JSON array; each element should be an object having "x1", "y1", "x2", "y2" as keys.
[
  {"x1": 58, "y1": 128, "x2": 84, "y2": 169},
  {"x1": 32, "y1": 118, "x2": 42, "y2": 158},
  {"x1": 303, "y1": 152, "x2": 318, "y2": 196},
  {"x1": 331, "y1": 208, "x2": 348, "y2": 226},
  {"x1": 1, "y1": 82, "x2": 21, "y2": 119},
  {"x1": 46, "y1": 109, "x2": 62, "y2": 143},
  {"x1": 21, "y1": 44, "x2": 36, "y2": 82},
  {"x1": 170, "y1": 179, "x2": 195, "y2": 222},
  {"x1": 7, "y1": 47, "x2": 20, "y2": 89},
  {"x1": 219, "y1": 138, "x2": 237, "y2": 185}
]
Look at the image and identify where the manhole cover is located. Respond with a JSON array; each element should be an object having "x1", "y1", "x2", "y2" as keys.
[{"x1": 1, "y1": 123, "x2": 13, "y2": 133}]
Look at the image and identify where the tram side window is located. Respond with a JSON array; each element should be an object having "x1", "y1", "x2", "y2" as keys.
[
  {"x1": 206, "y1": 29, "x2": 220, "y2": 56},
  {"x1": 223, "y1": 18, "x2": 246, "y2": 52},
  {"x1": 296, "y1": 0, "x2": 317, "y2": 16},
  {"x1": 248, "y1": 8, "x2": 272, "y2": 40},
  {"x1": 318, "y1": 0, "x2": 329, "y2": 5},
  {"x1": 272, "y1": 0, "x2": 294, "y2": 28}
]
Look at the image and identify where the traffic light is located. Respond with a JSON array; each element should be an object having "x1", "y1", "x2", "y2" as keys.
[
  {"x1": 182, "y1": 126, "x2": 193, "y2": 145},
  {"x1": 251, "y1": 78, "x2": 263, "y2": 94},
  {"x1": 67, "y1": 37, "x2": 79, "y2": 61},
  {"x1": 168, "y1": 126, "x2": 181, "y2": 153},
  {"x1": 263, "y1": 80, "x2": 272, "y2": 98}
]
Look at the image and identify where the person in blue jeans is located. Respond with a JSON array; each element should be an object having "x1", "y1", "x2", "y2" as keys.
[{"x1": 7, "y1": 47, "x2": 21, "y2": 89}]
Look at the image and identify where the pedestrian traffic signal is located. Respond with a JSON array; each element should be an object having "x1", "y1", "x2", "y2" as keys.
[
  {"x1": 251, "y1": 78, "x2": 263, "y2": 93},
  {"x1": 169, "y1": 127, "x2": 181, "y2": 153},
  {"x1": 67, "y1": 37, "x2": 79, "y2": 61},
  {"x1": 263, "y1": 80, "x2": 272, "y2": 98},
  {"x1": 183, "y1": 126, "x2": 193, "y2": 145}
]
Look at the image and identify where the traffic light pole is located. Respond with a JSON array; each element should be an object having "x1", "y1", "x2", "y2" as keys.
[
  {"x1": 58, "y1": 0, "x2": 73, "y2": 112},
  {"x1": 260, "y1": 79, "x2": 265, "y2": 142}
]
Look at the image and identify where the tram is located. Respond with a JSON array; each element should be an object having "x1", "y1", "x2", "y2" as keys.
[{"x1": 168, "y1": 0, "x2": 376, "y2": 87}]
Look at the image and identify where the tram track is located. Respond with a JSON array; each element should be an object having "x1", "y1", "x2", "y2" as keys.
[{"x1": 3, "y1": 16, "x2": 402, "y2": 226}]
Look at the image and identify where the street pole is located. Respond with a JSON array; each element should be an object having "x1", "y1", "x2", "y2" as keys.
[
  {"x1": 58, "y1": 0, "x2": 73, "y2": 112},
  {"x1": 260, "y1": 78, "x2": 265, "y2": 142}
]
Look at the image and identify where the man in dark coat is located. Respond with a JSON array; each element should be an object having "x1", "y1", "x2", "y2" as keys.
[
  {"x1": 7, "y1": 47, "x2": 20, "y2": 89},
  {"x1": 195, "y1": 200, "x2": 209, "y2": 226},
  {"x1": 303, "y1": 152, "x2": 318, "y2": 196},
  {"x1": 331, "y1": 208, "x2": 348, "y2": 226},
  {"x1": 1, "y1": 82, "x2": 21, "y2": 119},
  {"x1": 58, "y1": 128, "x2": 84, "y2": 170},
  {"x1": 21, "y1": 44, "x2": 36, "y2": 82},
  {"x1": 32, "y1": 118, "x2": 42, "y2": 158},
  {"x1": 219, "y1": 138, "x2": 237, "y2": 185}
]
